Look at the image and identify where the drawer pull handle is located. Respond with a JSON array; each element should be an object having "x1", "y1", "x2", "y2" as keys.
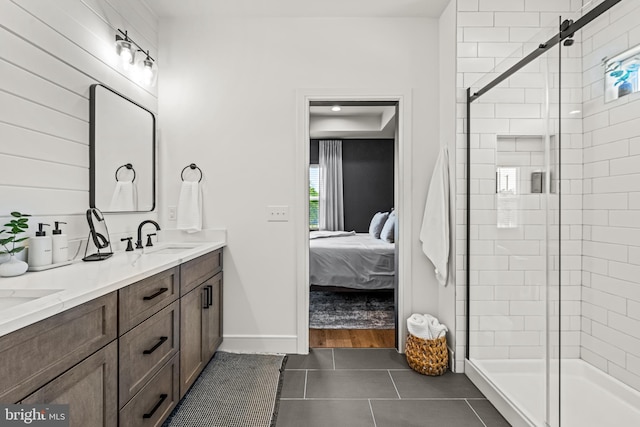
[
  {"x1": 207, "y1": 284, "x2": 213, "y2": 306},
  {"x1": 203, "y1": 286, "x2": 210, "y2": 309},
  {"x1": 143, "y1": 287, "x2": 169, "y2": 301},
  {"x1": 142, "y1": 393, "x2": 168, "y2": 419},
  {"x1": 143, "y1": 336, "x2": 168, "y2": 355}
]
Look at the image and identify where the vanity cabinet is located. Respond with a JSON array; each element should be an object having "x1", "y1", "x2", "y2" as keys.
[
  {"x1": 180, "y1": 253, "x2": 223, "y2": 398},
  {"x1": 0, "y1": 248, "x2": 223, "y2": 427}
]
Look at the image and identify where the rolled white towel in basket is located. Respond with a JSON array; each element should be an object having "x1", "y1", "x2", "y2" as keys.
[
  {"x1": 407, "y1": 313, "x2": 431, "y2": 339},
  {"x1": 407, "y1": 313, "x2": 448, "y2": 340}
]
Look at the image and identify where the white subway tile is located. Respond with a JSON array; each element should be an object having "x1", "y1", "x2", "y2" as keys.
[
  {"x1": 495, "y1": 240, "x2": 540, "y2": 255},
  {"x1": 583, "y1": 241, "x2": 627, "y2": 262},
  {"x1": 609, "y1": 210, "x2": 640, "y2": 228},
  {"x1": 479, "y1": 315, "x2": 524, "y2": 330},
  {"x1": 494, "y1": 12, "x2": 540, "y2": 27},
  {"x1": 583, "y1": 193, "x2": 627, "y2": 210},
  {"x1": 582, "y1": 208, "x2": 607, "y2": 226},
  {"x1": 478, "y1": 0, "x2": 524, "y2": 11},
  {"x1": 458, "y1": 42, "x2": 479, "y2": 58},
  {"x1": 495, "y1": 104, "x2": 541, "y2": 119},
  {"x1": 630, "y1": 247, "x2": 640, "y2": 266},
  {"x1": 510, "y1": 27, "x2": 543, "y2": 42},
  {"x1": 583, "y1": 160, "x2": 610, "y2": 178},
  {"x1": 458, "y1": 12, "x2": 494, "y2": 27},
  {"x1": 508, "y1": 118, "x2": 546, "y2": 134},
  {"x1": 478, "y1": 225, "x2": 526, "y2": 240},
  {"x1": 470, "y1": 255, "x2": 510, "y2": 270},
  {"x1": 495, "y1": 286, "x2": 539, "y2": 301},
  {"x1": 592, "y1": 322, "x2": 640, "y2": 358},
  {"x1": 478, "y1": 270, "x2": 525, "y2": 285},
  {"x1": 464, "y1": 27, "x2": 510, "y2": 42},
  {"x1": 510, "y1": 301, "x2": 545, "y2": 315},
  {"x1": 471, "y1": 118, "x2": 511, "y2": 133},
  {"x1": 593, "y1": 174, "x2": 640, "y2": 194},
  {"x1": 630, "y1": 193, "x2": 640, "y2": 209},
  {"x1": 458, "y1": 57, "x2": 496, "y2": 72},
  {"x1": 581, "y1": 347, "x2": 609, "y2": 372},
  {"x1": 495, "y1": 331, "x2": 541, "y2": 346},
  {"x1": 469, "y1": 331, "x2": 495, "y2": 346},
  {"x1": 471, "y1": 346, "x2": 510, "y2": 359},
  {"x1": 609, "y1": 261, "x2": 640, "y2": 284},
  {"x1": 631, "y1": 137, "x2": 640, "y2": 156},
  {"x1": 583, "y1": 287, "x2": 627, "y2": 315},
  {"x1": 478, "y1": 87, "x2": 526, "y2": 103},
  {"x1": 583, "y1": 111, "x2": 610, "y2": 132},
  {"x1": 629, "y1": 300, "x2": 640, "y2": 321},
  {"x1": 583, "y1": 256, "x2": 608, "y2": 275},
  {"x1": 584, "y1": 140, "x2": 629, "y2": 163},
  {"x1": 582, "y1": 301, "x2": 608, "y2": 324},
  {"x1": 609, "y1": 98, "x2": 640, "y2": 126},
  {"x1": 472, "y1": 301, "x2": 510, "y2": 315},
  {"x1": 478, "y1": 42, "x2": 523, "y2": 58},
  {"x1": 608, "y1": 312, "x2": 640, "y2": 340},
  {"x1": 471, "y1": 286, "x2": 496, "y2": 301},
  {"x1": 581, "y1": 332, "x2": 627, "y2": 367},
  {"x1": 458, "y1": 0, "x2": 479, "y2": 12},
  {"x1": 610, "y1": 155, "x2": 640, "y2": 176},
  {"x1": 592, "y1": 118, "x2": 640, "y2": 146},
  {"x1": 524, "y1": 0, "x2": 571, "y2": 12},
  {"x1": 591, "y1": 273, "x2": 640, "y2": 303},
  {"x1": 524, "y1": 270, "x2": 545, "y2": 286}
]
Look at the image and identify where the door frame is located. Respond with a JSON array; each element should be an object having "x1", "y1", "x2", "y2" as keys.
[{"x1": 295, "y1": 89, "x2": 413, "y2": 354}]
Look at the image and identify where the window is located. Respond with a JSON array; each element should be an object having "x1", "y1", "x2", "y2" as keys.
[{"x1": 309, "y1": 164, "x2": 319, "y2": 230}]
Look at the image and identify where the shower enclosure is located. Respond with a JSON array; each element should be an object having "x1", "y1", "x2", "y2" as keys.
[{"x1": 464, "y1": 0, "x2": 640, "y2": 426}]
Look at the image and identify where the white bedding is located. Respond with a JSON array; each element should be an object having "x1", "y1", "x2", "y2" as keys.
[{"x1": 309, "y1": 232, "x2": 395, "y2": 290}]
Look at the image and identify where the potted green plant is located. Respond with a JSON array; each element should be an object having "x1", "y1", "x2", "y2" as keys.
[{"x1": 0, "y1": 211, "x2": 30, "y2": 277}]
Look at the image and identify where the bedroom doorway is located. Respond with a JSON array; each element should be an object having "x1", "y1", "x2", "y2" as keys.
[{"x1": 307, "y1": 100, "x2": 398, "y2": 349}]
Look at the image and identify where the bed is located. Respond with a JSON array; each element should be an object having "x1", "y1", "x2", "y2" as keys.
[{"x1": 309, "y1": 231, "x2": 395, "y2": 290}]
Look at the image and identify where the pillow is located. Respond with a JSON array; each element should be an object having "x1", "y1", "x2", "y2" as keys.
[
  {"x1": 368, "y1": 212, "x2": 389, "y2": 238},
  {"x1": 380, "y1": 211, "x2": 395, "y2": 243}
]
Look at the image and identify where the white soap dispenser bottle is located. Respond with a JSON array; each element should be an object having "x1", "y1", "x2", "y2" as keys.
[
  {"x1": 52, "y1": 221, "x2": 68, "y2": 264},
  {"x1": 28, "y1": 223, "x2": 52, "y2": 267}
]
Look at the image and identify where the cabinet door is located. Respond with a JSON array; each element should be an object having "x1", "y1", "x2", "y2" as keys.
[
  {"x1": 179, "y1": 283, "x2": 206, "y2": 398},
  {"x1": 22, "y1": 341, "x2": 117, "y2": 427},
  {"x1": 202, "y1": 272, "x2": 223, "y2": 362}
]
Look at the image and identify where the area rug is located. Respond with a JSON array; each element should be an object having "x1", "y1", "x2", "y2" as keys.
[
  {"x1": 164, "y1": 352, "x2": 287, "y2": 427},
  {"x1": 309, "y1": 290, "x2": 395, "y2": 329}
]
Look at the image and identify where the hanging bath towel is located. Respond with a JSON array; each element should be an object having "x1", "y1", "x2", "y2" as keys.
[
  {"x1": 420, "y1": 146, "x2": 450, "y2": 286},
  {"x1": 109, "y1": 181, "x2": 136, "y2": 211},
  {"x1": 177, "y1": 181, "x2": 202, "y2": 233}
]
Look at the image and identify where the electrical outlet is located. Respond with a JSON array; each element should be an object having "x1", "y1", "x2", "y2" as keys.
[
  {"x1": 267, "y1": 205, "x2": 289, "y2": 222},
  {"x1": 168, "y1": 206, "x2": 177, "y2": 220}
]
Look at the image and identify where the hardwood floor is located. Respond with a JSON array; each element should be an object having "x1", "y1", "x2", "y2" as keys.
[{"x1": 309, "y1": 329, "x2": 395, "y2": 348}]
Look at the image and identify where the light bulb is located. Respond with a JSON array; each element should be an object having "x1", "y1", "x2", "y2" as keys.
[
  {"x1": 116, "y1": 39, "x2": 134, "y2": 69},
  {"x1": 331, "y1": 105, "x2": 341, "y2": 112},
  {"x1": 141, "y1": 59, "x2": 154, "y2": 86}
]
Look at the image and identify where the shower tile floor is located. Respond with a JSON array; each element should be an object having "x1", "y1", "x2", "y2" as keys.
[{"x1": 276, "y1": 348, "x2": 510, "y2": 427}]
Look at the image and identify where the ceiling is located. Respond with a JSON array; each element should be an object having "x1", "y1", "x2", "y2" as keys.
[
  {"x1": 145, "y1": 0, "x2": 450, "y2": 18},
  {"x1": 309, "y1": 105, "x2": 396, "y2": 139}
]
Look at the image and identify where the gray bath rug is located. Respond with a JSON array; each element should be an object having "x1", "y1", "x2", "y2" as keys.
[
  {"x1": 309, "y1": 290, "x2": 395, "y2": 329},
  {"x1": 164, "y1": 351, "x2": 287, "y2": 427}
]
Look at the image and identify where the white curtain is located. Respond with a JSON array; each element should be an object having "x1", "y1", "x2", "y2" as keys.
[{"x1": 319, "y1": 140, "x2": 344, "y2": 231}]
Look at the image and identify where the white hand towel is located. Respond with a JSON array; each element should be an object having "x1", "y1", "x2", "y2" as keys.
[
  {"x1": 420, "y1": 145, "x2": 451, "y2": 286},
  {"x1": 424, "y1": 314, "x2": 449, "y2": 339},
  {"x1": 177, "y1": 181, "x2": 202, "y2": 233},
  {"x1": 109, "y1": 181, "x2": 136, "y2": 211},
  {"x1": 407, "y1": 313, "x2": 432, "y2": 339}
]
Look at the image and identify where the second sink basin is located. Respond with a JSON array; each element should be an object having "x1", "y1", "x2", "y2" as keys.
[
  {"x1": 145, "y1": 243, "x2": 198, "y2": 255},
  {"x1": 0, "y1": 289, "x2": 64, "y2": 311}
]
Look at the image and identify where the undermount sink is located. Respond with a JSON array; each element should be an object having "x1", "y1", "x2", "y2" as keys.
[
  {"x1": 145, "y1": 243, "x2": 198, "y2": 255},
  {"x1": 0, "y1": 289, "x2": 64, "y2": 311}
]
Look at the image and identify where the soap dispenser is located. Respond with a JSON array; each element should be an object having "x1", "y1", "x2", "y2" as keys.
[
  {"x1": 52, "y1": 221, "x2": 68, "y2": 264},
  {"x1": 28, "y1": 223, "x2": 52, "y2": 267}
]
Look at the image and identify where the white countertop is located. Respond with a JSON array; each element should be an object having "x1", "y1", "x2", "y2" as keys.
[{"x1": 0, "y1": 230, "x2": 226, "y2": 338}]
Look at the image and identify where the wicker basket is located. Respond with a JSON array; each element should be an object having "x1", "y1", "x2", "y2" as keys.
[{"x1": 405, "y1": 334, "x2": 448, "y2": 376}]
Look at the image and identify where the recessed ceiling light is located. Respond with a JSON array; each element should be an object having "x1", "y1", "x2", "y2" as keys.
[{"x1": 331, "y1": 105, "x2": 341, "y2": 112}]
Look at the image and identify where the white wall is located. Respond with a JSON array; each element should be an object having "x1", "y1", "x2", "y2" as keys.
[
  {"x1": 580, "y1": 1, "x2": 640, "y2": 392},
  {"x1": 0, "y1": 0, "x2": 158, "y2": 255},
  {"x1": 158, "y1": 16, "x2": 442, "y2": 352}
]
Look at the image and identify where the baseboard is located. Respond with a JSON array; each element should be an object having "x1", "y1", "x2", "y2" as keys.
[{"x1": 219, "y1": 335, "x2": 298, "y2": 354}]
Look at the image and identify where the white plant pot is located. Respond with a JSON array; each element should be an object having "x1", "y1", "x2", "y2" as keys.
[
  {"x1": 0, "y1": 256, "x2": 29, "y2": 277},
  {"x1": 0, "y1": 253, "x2": 10, "y2": 264}
]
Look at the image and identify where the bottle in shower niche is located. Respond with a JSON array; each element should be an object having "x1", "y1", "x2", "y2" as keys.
[
  {"x1": 28, "y1": 223, "x2": 52, "y2": 267},
  {"x1": 52, "y1": 221, "x2": 68, "y2": 264}
]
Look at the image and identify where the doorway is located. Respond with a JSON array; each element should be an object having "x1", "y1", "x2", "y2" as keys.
[{"x1": 295, "y1": 91, "x2": 413, "y2": 354}]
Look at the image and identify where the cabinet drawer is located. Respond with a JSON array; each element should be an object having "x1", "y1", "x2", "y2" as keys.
[
  {"x1": 22, "y1": 341, "x2": 117, "y2": 427},
  {"x1": 119, "y1": 300, "x2": 179, "y2": 406},
  {"x1": 119, "y1": 354, "x2": 180, "y2": 427},
  {"x1": 180, "y1": 249, "x2": 222, "y2": 296},
  {"x1": 0, "y1": 292, "x2": 117, "y2": 403},
  {"x1": 119, "y1": 266, "x2": 179, "y2": 334}
]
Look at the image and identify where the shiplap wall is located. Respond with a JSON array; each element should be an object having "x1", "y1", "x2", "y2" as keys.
[{"x1": 0, "y1": 0, "x2": 158, "y2": 255}]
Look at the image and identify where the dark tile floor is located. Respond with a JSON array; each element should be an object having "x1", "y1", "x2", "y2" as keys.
[{"x1": 276, "y1": 348, "x2": 511, "y2": 427}]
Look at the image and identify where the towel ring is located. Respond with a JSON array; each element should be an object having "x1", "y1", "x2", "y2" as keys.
[
  {"x1": 115, "y1": 163, "x2": 136, "y2": 182},
  {"x1": 181, "y1": 163, "x2": 203, "y2": 183}
]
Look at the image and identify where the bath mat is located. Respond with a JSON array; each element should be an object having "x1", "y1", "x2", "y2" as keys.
[
  {"x1": 163, "y1": 351, "x2": 287, "y2": 427},
  {"x1": 309, "y1": 290, "x2": 395, "y2": 329}
]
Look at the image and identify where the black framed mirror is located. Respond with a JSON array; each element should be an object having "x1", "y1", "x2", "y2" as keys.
[{"x1": 90, "y1": 84, "x2": 155, "y2": 212}]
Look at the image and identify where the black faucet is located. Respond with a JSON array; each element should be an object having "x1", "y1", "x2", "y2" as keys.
[{"x1": 136, "y1": 220, "x2": 161, "y2": 249}]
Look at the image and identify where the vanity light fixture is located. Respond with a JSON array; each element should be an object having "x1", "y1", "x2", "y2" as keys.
[
  {"x1": 331, "y1": 105, "x2": 341, "y2": 112},
  {"x1": 115, "y1": 29, "x2": 157, "y2": 87}
]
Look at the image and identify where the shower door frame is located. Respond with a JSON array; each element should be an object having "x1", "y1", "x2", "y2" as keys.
[{"x1": 464, "y1": 1, "x2": 623, "y2": 426}]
